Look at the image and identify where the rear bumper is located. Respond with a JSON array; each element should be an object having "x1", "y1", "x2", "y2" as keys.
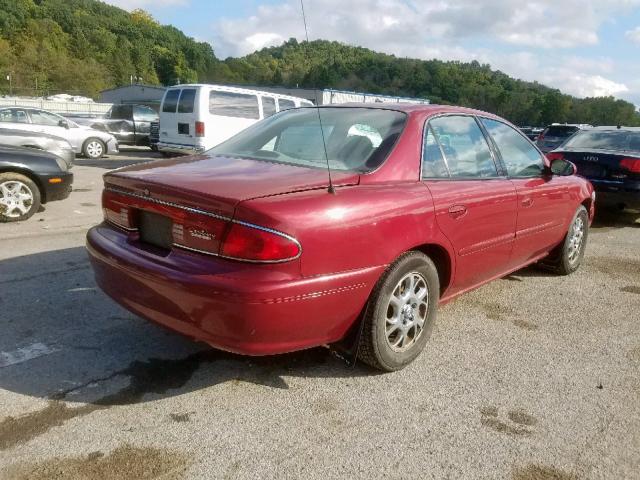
[
  {"x1": 593, "y1": 182, "x2": 640, "y2": 210},
  {"x1": 158, "y1": 142, "x2": 206, "y2": 155},
  {"x1": 41, "y1": 172, "x2": 73, "y2": 203},
  {"x1": 86, "y1": 224, "x2": 382, "y2": 355}
]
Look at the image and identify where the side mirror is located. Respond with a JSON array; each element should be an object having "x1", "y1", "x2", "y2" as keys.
[
  {"x1": 58, "y1": 119, "x2": 70, "y2": 129},
  {"x1": 550, "y1": 158, "x2": 577, "y2": 176}
]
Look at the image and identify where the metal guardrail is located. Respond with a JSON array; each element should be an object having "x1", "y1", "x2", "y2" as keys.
[{"x1": 0, "y1": 97, "x2": 112, "y2": 115}]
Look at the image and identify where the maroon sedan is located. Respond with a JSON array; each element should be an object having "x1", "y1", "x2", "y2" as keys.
[{"x1": 87, "y1": 104, "x2": 594, "y2": 371}]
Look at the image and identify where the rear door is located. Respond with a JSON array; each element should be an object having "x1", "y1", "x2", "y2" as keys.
[
  {"x1": 159, "y1": 88, "x2": 182, "y2": 146},
  {"x1": 422, "y1": 115, "x2": 518, "y2": 294},
  {"x1": 481, "y1": 118, "x2": 571, "y2": 264}
]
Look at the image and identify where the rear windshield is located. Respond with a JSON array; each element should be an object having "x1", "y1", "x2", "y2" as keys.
[
  {"x1": 211, "y1": 107, "x2": 407, "y2": 173},
  {"x1": 178, "y1": 89, "x2": 196, "y2": 113},
  {"x1": 162, "y1": 89, "x2": 180, "y2": 113},
  {"x1": 564, "y1": 130, "x2": 640, "y2": 152},
  {"x1": 209, "y1": 91, "x2": 260, "y2": 119},
  {"x1": 544, "y1": 126, "x2": 579, "y2": 138}
]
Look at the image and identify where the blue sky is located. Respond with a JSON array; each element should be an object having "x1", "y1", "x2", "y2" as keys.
[{"x1": 105, "y1": 0, "x2": 640, "y2": 107}]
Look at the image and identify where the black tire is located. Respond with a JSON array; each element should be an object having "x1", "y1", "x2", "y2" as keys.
[
  {"x1": 0, "y1": 172, "x2": 41, "y2": 222},
  {"x1": 82, "y1": 138, "x2": 106, "y2": 159},
  {"x1": 357, "y1": 251, "x2": 440, "y2": 371},
  {"x1": 542, "y1": 205, "x2": 589, "y2": 275}
]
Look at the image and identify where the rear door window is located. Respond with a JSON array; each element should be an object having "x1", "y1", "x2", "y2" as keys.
[
  {"x1": 481, "y1": 118, "x2": 545, "y2": 177},
  {"x1": 428, "y1": 115, "x2": 498, "y2": 178},
  {"x1": 162, "y1": 89, "x2": 181, "y2": 113},
  {"x1": 422, "y1": 126, "x2": 449, "y2": 178},
  {"x1": 178, "y1": 89, "x2": 196, "y2": 114},
  {"x1": 278, "y1": 99, "x2": 296, "y2": 111},
  {"x1": 261, "y1": 97, "x2": 277, "y2": 117},
  {"x1": 0, "y1": 108, "x2": 28, "y2": 123},
  {"x1": 209, "y1": 91, "x2": 259, "y2": 119}
]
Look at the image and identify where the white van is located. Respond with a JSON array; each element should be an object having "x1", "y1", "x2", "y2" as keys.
[{"x1": 157, "y1": 84, "x2": 314, "y2": 154}]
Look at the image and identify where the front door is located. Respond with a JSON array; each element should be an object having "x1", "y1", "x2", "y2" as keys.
[
  {"x1": 422, "y1": 115, "x2": 518, "y2": 295},
  {"x1": 480, "y1": 118, "x2": 571, "y2": 264}
]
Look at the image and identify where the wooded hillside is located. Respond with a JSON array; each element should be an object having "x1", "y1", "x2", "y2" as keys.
[{"x1": 0, "y1": 0, "x2": 638, "y2": 126}]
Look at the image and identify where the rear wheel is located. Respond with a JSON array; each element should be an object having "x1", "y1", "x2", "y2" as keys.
[
  {"x1": 83, "y1": 138, "x2": 105, "y2": 159},
  {"x1": 0, "y1": 172, "x2": 41, "y2": 222},
  {"x1": 542, "y1": 205, "x2": 589, "y2": 275},
  {"x1": 357, "y1": 251, "x2": 439, "y2": 371}
]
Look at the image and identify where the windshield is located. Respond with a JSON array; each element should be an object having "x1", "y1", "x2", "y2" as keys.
[
  {"x1": 210, "y1": 107, "x2": 407, "y2": 173},
  {"x1": 564, "y1": 130, "x2": 640, "y2": 152}
]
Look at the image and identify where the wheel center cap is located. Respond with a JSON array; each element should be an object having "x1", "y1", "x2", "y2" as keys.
[{"x1": 402, "y1": 304, "x2": 414, "y2": 321}]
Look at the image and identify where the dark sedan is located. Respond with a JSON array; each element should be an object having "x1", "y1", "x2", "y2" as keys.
[
  {"x1": 0, "y1": 146, "x2": 73, "y2": 222},
  {"x1": 547, "y1": 126, "x2": 640, "y2": 211}
]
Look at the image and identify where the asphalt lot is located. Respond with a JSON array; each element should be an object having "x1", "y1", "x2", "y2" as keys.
[{"x1": 0, "y1": 148, "x2": 639, "y2": 479}]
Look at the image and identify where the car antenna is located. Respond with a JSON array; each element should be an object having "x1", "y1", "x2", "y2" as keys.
[{"x1": 300, "y1": 0, "x2": 335, "y2": 194}]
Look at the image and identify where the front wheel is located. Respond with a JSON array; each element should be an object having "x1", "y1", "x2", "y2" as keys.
[
  {"x1": 0, "y1": 172, "x2": 41, "y2": 222},
  {"x1": 543, "y1": 205, "x2": 589, "y2": 275},
  {"x1": 357, "y1": 251, "x2": 440, "y2": 371},
  {"x1": 83, "y1": 138, "x2": 106, "y2": 159}
]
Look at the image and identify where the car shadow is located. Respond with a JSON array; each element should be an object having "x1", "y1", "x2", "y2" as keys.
[
  {"x1": 0, "y1": 247, "x2": 373, "y2": 410},
  {"x1": 591, "y1": 207, "x2": 640, "y2": 229}
]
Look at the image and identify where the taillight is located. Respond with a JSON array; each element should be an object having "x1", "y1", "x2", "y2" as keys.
[
  {"x1": 102, "y1": 190, "x2": 136, "y2": 230},
  {"x1": 195, "y1": 121, "x2": 205, "y2": 137},
  {"x1": 620, "y1": 158, "x2": 640, "y2": 173},
  {"x1": 546, "y1": 152, "x2": 564, "y2": 161},
  {"x1": 221, "y1": 223, "x2": 301, "y2": 262}
]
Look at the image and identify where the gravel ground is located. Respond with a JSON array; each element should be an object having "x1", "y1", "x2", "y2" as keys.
[{"x1": 0, "y1": 149, "x2": 639, "y2": 479}]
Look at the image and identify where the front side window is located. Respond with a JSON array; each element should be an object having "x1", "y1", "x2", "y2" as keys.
[
  {"x1": 0, "y1": 108, "x2": 28, "y2": 123},
  {"x1": 133, "y1": 106, "x2": 158, "y2": 122},
  {"x1": 209, "y1": 91, "x2": 260, "y2": 119},
  {"x1": 177, "y1": 89, "x2": 196, "y2": 114},
  {"x1": 162, "y1": 89, "x2": 180, "y2": 113},
  {"x1": 429, "y1": 115, "x2": 498, "y2": 178},
  {"x1": 482, "y1": 118, "x2": 545, "y2": 177},
  {"x1": 29, "y1": 110, "x2": 63, "y2": 126},
  {"x1": 211, "y1": 107, "x2": 407, "y2": 173},
  {"x1": 262, "y1": 97, "x2": 277, "y2": 117},
  {"x1": 421, "y1": 126, "x2": 449, "y2": 178}
]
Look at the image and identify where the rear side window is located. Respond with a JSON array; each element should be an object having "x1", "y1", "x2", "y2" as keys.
[
  {"x1": 209, "y1": 91, "x2": 259, "y2": 119},
  {"x1": 421, "y1": 126, "x2": 449, "y2": 178},
  {"x1": 262, "y1": 97, "x2": 277, "y2": 117},
  {"x1": 178, "y1": 89, "x2": 196, "y2": 114},
  {"x1": 278, "y1": 99, "x2": 296, "y2": 111},
  {"x1": 429, "y1": 116, "x2": 498, "y2": 178},
  {"x1": 162, "y1": 89, "x2": 180, "y2": 113},
  {"x1": 481, "y1": 118, "x2": 545, "y2": 177}
]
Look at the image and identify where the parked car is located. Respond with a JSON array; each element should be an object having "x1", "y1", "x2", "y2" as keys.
[
  {"x1": 0, "y1": 107, "x2": 118, "y2": 159},
  {"x1": 547, "y1": 126, "x2": 640, "y2": 211},
  {"x1": 0, "y1": 145, "x2": 73, "y2": 222},
  {"x1": 87, "y1": 104, "x2": 594, "y2": 371},
  {"x1": 519, "y1": 126, "x2": 543, "y2": 142},
  {"x1": 71, "y1": 104, "x2": 158, "y2": 148},
  {"x1": 0, "y1": 127, "x2": 74, "y2": 169},
  {"x1": 157, "y1": 84, "x2": 314, "y2": 155},
  {"x1": 536, "y1": 123, "x2": 591, "y2": 153}
]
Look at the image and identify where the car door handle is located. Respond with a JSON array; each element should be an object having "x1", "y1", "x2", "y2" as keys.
[
  {"x1": 448, "y1": 204, "x2": 468, "y2": 219},
  {"x1": 521, "y1": 197, "x2": 534, "y2": 208}
]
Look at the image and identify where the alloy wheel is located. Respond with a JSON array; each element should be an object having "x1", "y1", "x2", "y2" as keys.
[
  {"x1": 0, "y1": 180, "x2": 34, "y2": 218},
  {"x1": 385, "y1": 271, "x2": 429, "y2": 352},
  {"x1": 86, "y1": 140, "x2": 104, "y2": 158},
  {"x1": 567, "y1": 216, "x2": 585, "y2": 265}
]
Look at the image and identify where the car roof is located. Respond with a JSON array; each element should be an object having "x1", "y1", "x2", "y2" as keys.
[
  {"x1": 311, "y1": 102, "x2": 504, "y2": 119},
  {"x1": 585, "y1": 126, "x2": 640, "y2": 132}
]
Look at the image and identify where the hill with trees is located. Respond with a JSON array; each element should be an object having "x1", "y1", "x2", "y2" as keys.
[{"x1": 0, "y1": 0, "x2": 638, "y2": 127}]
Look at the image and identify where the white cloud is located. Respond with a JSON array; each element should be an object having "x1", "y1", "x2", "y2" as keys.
[
  {"x1": 626, "y1": 26, "x2": 640, "y2": 44},
  {"x1": 102, "y1": 0, "x2": 187, "y2": 11},
  {"x1": 210, "y1": 0, "x2": 638, "y2": 99}
]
